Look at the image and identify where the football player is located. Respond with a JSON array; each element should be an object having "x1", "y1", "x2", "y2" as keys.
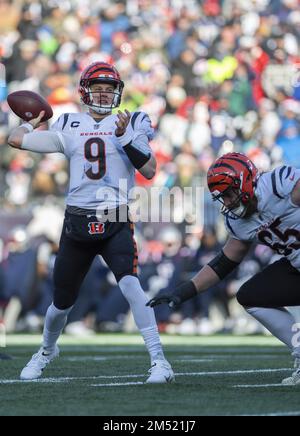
[
  {"x1": 8, "y1": 62, "x2": 174, "y2": 383},
  {"x1": 148, "y1": 152, "x2": 300, "y2": 385}
]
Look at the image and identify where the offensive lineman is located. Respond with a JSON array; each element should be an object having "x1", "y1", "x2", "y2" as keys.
[
  {"x1": 148, "y1": 152, "x2": 300, "y2": 385},
  {"x1": 8, "y1": 62, "x2": 174, "y2": 383}
]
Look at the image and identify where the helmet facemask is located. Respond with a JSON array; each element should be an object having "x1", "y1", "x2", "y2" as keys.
[
  {"x1": 208, "y1": 153, "x2": 259, "y2": 221},
  {"x1": 212, "y1": 176, "x2": 250, "y2": 220},
  {"x1": 81, "y1": 79, "x2": 124, "y2": 115}
]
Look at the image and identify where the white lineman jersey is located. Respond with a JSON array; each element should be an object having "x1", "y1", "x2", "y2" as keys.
[
  {"x1": 50, "y1": 111, "x2": 154, "y2": 209},
  {"x1": 225, "y1": 165, "x2": 300, "y2": 271}
]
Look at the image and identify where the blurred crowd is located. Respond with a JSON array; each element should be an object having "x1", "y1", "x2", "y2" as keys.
[{"x1": 0, "y1": 0, "x2": 300, "y2": 334}]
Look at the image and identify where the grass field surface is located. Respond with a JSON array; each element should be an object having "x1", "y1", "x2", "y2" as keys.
[{"x1": 0, "y1": 334, "x2": 299, "y2": 416}]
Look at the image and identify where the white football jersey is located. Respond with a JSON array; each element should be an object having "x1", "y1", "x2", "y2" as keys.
[
  {"x1": 50, "y1": 111, "x2": 154, "y2": 209},
  {"x1": 225, "y1": 165, "x2": 300, "y2": 271}
]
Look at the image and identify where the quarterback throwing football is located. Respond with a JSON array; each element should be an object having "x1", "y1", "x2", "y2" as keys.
[
  {"x1": 148, "y1": 152, "x2": 300, "y2": 385},
  {"x1": 8, "y1": 62, "x2": 174, "y2": 383}
]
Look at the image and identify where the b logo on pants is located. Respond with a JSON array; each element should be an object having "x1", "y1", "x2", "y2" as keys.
[{"x1": 88, "y1": 222, "x2": 105, "y2": 235}]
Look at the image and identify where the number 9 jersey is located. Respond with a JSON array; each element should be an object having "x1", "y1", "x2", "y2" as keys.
[
  {"x1": 225, "y1": 165, "x2": 300, "y2": 272},
  {"x1": 50, "y1": 111, "x2": 154, "y2": 210}
]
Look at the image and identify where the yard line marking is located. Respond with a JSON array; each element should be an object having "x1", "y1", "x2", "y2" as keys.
[
  {"x1": 0, "y1": 368, "x2": 292, "y2": 384},
  {"x1": 234, "y1": 383, "x2": 286, "y2": 388},
  {"x1": 91, "y1": 382, "x2": 144, "y2": 387},
  {"x1": 175, "y1": 359, "x2": 215, "y2": 363},
  {"x1": 239, "y1": 411, "x2": 300, "y2": 416},
  {"x1": 173, "y1": 355, "x2": 287, "y2": 362},
  {"x1": 65, "y1": 357, "x2": 108, "y2": 362},
  {"x1": 198, "y1": 355, "x2": 285, "y2": 360},
  {"x1": 18, "y1": 346, "x2": 284, "y2": 353},
  {"x1": 0, "y1": 374, "x2": 146, "y2": 384},
  {"x1": 63, "y1": 356, "x2": 138, "y2": 362},
  {"x1": 1, "y1": 378, "x2": 76, "y2": 384},
  {"x1": 175, "y1": 368, "x2": 291, "y2": 376}
]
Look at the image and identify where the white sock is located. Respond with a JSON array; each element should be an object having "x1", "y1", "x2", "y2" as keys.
[
  {"x1": 246, "y1": 307, "x2": 299, "y2": 353},
  {"x1": 119, "y1": 275, "x2": 165, "y2": 362},
  {"x1": 43, "y1": 303, "x2": 73, "y2": 352}
]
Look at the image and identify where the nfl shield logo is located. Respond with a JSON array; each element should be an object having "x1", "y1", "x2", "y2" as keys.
[{"x1": 88, "y1": 222, "x2": 105, "y2": 235}]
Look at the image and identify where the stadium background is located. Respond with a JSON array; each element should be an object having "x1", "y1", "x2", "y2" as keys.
[{"x1": 1, "y1": 0, "x2": 300, "y2": 336}]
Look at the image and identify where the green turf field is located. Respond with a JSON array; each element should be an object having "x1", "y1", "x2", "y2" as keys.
[{"x1": 0, "y1": 334, "x2": 299, "y2": 416}]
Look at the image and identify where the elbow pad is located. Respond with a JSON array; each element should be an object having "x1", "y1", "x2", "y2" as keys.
[{"x1": 208, "y1": 250, "x2": 240, "y2": 280}]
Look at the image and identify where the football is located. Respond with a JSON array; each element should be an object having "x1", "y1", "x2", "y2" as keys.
[{"x1": 7, "y1": 90, "x2": 53, "y2": 122}]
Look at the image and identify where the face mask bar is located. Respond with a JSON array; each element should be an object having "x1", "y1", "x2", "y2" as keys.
[
  {"x1": 80, "y1": 79, "x2": 124, "y2": 114},
  {"x1": 84, "y1": 89, "x2": 120, "y2": 114},
  {"x1": 212, "y1": 187, "x2": 247, "y2": 220}
]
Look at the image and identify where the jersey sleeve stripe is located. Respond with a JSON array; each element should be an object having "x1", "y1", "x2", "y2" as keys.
[
  {"x1": 62, "y1": 114, "x2": 69, "y2": 130},
  {"x1": 285, "y1": 166, "x2": 292, "y2": 179},
  {"x1": 279, "y1": 166, "x2": 287, "y2": 184},
  {"x1": 271, "y1": 170, "x2": 284, "y2": 199},
  {"x1": 130, "y1": 112, "x2": 141, "y2": 129},
  {"x1": 226, "y1": 216, "x2": 238, "y2": 237}
]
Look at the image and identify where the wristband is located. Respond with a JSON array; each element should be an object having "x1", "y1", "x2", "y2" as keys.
[{"x1": 20, "y1": 123, "x2": 34, "y2": 133}]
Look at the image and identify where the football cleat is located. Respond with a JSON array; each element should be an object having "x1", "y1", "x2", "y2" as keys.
[
  {"x1": 20, "y1": 346, "x2": 59, "y2": 380},
  {"x1": 146, "y1": 359, "x2": 175, "y2": 384},
  {"x1": 282, "y1": 356, "x2": 300, "y2": 386}
]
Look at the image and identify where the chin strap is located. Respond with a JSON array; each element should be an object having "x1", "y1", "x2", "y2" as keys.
[{"x1": 87, "y1": 105, "x2": 112, "y2": 115}]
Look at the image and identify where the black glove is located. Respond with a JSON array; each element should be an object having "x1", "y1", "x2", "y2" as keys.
[
  {"x1": 146, "y1": 295, "x2": 181, "y2": 308},
  {"x1": 146, "y1": 281, "x2": 198, "y2": 308}
]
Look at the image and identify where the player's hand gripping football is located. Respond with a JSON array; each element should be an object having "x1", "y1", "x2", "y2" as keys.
[
  {"x1": 24, "y1": 110, "x2": 46, "y2": 129},
  {"x1": 115, "y1": 109, "x2": 131, "y2": 137},
  {"x1": 146, "y1": 294, "x2": 181, "y2": 309}
]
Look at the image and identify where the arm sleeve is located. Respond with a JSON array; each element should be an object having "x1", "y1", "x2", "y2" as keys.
[
  {"x1": 131, "y1": 112, "x2": 154, "y2": 156},
  {"x1": 131, "y1": 133, "x2": 153, "y2": 158},
  {"x1": 132, "y1": 112, "x2": 155, "y2": 140},
  {"x1": 21, "y1": 130, "x2": 65, "y2": 154},
  {"x1": 50, "y1": 114, "x2": 65, "y2": 132},
  {"x1": 116, "y1": 111, "x2": 154, "y2": 157},
  {"x1": 224, "y1": 216, "x2": 239, "y2": 240}
]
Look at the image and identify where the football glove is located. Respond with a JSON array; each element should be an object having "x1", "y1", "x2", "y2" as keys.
[
  {"x1": 146, "y1": 281, "x2": 198, "y2": 308},
  {"x1": 146, "y1": 294, "x2": 181, "y2": 308}
]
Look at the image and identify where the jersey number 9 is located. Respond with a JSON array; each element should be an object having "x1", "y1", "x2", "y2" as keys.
[{"x1": 84, "y1": 138, "x2": 106, "y2": 180}]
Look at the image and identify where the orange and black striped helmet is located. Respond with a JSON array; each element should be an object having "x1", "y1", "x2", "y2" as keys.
[
  {"x1": 78, "y1": 62, "x2": 124, "y2": 112},
  {"x1": 207, "y1": 152, "x2": 259, "y2": 218}
]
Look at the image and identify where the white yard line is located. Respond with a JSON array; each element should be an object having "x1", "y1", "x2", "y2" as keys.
[
  {"x1": 0, "y1": 368, "x2": 291, "y2": 384},
  {"x1": 234, "y1": 383, "x2": 286, "y2": 388},
  {"x1": 91, "y1": 382, "x2": 145, "y2": 387},
  {"x1": 239, "y1": 412, "x2": 300, "y2": 416},
  {"x1": 63, "y1": 356, "x2": 138, "y2": 362},
  {"x1": 64, "y1": 357, "x2": 108, "y2": 362},
  {"x1": 201, "y1": 355, "x2": 285, "y2": 360},
  {"x1": 0, "y1": 374, "x2": 146, "y2": 384},
  {"x1": 175, "y1": 359, "x2": 215, "y2": 363},
  {"x1": 175, "y1": 368, "x2": 291, "y2": 376}
]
